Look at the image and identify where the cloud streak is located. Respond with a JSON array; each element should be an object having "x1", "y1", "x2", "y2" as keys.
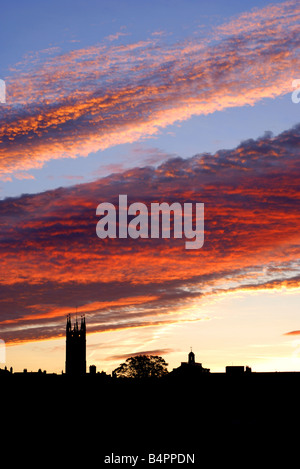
[
  {"x1": 1, "y1": 0, "x2": 300, "y2": 178},
  {"x1": 108, "y1": 349, "x2": 174, "y2": 361}
]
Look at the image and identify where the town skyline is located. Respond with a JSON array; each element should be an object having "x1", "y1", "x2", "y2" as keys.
[
  {"x1": 2, "y1": 313, "x2": 300, "y2": 376},
  {"x1": 1, "y1": 0, "x2": 300, "y2": 376}
]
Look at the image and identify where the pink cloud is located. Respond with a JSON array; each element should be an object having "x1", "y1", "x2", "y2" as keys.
[{"x1": 0, "y1": 1, "x2": 299, "y2": 178}]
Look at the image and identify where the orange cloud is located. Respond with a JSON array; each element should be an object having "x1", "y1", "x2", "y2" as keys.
[
  {"x1": 0, "y1": 124, "x2": 299, "y2": 345},
  {"x1": 1, "y1": 0, "x2": 299, "y2": 178},
  {"x1": 284, "y1": 330, "x2": 300, "y2": 336}
]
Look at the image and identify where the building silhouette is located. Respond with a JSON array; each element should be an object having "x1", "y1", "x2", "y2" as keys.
[
  {"x1": 171, "y1": 349, "x2": 210, "y2": 376},
  {"x1": 226, "y1": 365, "x2": 252, "y2": 375},
  {"x1": 65, "y1": 314, "x2": 86, "y2": 375}
]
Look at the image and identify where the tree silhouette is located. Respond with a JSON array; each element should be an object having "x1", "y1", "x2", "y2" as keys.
[{"x1": 112, "y1": 355, "x2": 168, "y2": 379}]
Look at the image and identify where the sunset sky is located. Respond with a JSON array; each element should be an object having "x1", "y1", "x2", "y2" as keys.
[{"x1": 1, "y1": 0, "x2": 300, "y2": 374}]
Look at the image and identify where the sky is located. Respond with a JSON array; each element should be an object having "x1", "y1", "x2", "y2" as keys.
[{"x1": 0, "y1": 0, "x2": 300, "y2": 374}]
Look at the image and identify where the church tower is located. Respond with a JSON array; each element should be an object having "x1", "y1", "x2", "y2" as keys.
[
  {"x1": 65, "y1": 314, "x2": 86, "y2": 375},
  {"x1": 188, "y1": 348, "x2": 195, "y2": 365}
]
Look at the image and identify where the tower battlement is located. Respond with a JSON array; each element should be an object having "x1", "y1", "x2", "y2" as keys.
[{"x1": 65, "y1": 314, "x2": 86, "y2": 375}]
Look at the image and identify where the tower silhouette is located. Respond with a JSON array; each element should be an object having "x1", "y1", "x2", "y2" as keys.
[
  {"x1": 188, "y1": 348, "x2": 195, "y2": 365},
  {"x1": 65, "y1": 314, "x2": 86, "y2": 375}
]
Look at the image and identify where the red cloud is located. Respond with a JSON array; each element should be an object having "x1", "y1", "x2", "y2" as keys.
[{"x1": 0, "y1": 124, "x2": 299, "y2": 344}]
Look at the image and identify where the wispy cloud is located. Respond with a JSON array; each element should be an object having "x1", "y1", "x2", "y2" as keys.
[
  {"x1": 1, "y1": 0, "x2": 299, "y2": 179},
  {"x1": 94, "y1": 146, "x2": 177, "y2": 177},
  {"x1": 284, "y1": 329, "x2": 300, "y2": 336},
  {"x1": 108, "y1": 349, "x2": 174, "y2": 361},
  {"x1": 105, "y1": 28, "x2": 129, "y2": 42}
]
